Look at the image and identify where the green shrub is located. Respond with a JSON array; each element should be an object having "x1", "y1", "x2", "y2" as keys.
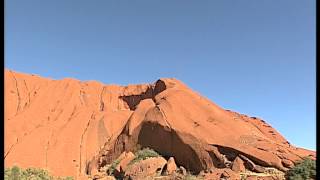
[
  {"x1": 285, "y1": 157, "x2": 316, "y2": 180},
  {"x1": 129, "y1": 147, "x2": 160, "y2": 165},
  {"x1": 21, "y1": 167, "x2": 52, "y2": 180},
  {"x1": 4, "y1": 166, "x2": 74, "y2": 180},
  {"x1": 107, "y1": 158, "x2": 121, "y2": 175}
]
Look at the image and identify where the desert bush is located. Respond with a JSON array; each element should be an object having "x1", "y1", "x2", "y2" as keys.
[
  {"x1": 106, "y1": 158, "x2": 121, "y2": 175},
  {"x1": 4, "y1": 166, "x2": 74, "y2": 180},
  {"x1": 129, "y1": 147, "x2": 160, "y2": 165},
  {"x1": 285, "y1": 157, "x2": 316, "y2": 180}
]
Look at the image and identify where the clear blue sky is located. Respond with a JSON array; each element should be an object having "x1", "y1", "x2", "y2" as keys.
[{"x1": 5, "y1": 0, "x2": 316, "y2": 150}]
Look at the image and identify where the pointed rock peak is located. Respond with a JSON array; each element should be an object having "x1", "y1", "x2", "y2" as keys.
[
  {"x1": 156, "y1": 78, "x2": 182, "y2": 86},
  {"x1": 154, "y1": 78, "x2": 188, "y2": 90}
]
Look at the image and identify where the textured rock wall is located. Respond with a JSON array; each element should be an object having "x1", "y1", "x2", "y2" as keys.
[{"x1": 4, "y1": 69, "x2": 315, "y2": 178}]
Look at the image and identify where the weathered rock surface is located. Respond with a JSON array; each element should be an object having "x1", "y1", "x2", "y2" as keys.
[
  {"x1": 124, "y1": 157, "x2": 167, "y2": 179},
  {"x1": 114, "y1": 151, "x2": 135, "y2": 176},
  {"x1": 202, "y1": 168, "x2": 240, "y2": 180},
  {"x1": 4, "y1": 69, "x2": 316, "y2": 178},
  {"x1": 231, "y1": 156, "x2": 245, "y2": 172},
  {"x1": 161, "y1": 157, "x2": 177, "y2": 175}
]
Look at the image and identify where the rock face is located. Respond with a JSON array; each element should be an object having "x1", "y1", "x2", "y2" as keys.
[
  {"x1": 114, "y1": 151, "x2": 135, "y2": 176},
  {"x1": 161, "y1": 157, "x2": 177, "y2": 175},
  {"x1": 124, "y1": 157, "x2": 167, "y2": 179},
  {"x1": 4, "y1": 69, "x2": 316, "y2": 178},
  {"x1": 231, "y1": 156, "x2": 245, "y2": 172}
]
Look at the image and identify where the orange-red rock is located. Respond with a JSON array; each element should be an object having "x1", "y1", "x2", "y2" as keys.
[
  {"x1": 203, "y1": 168, "x2": 240, "y2": 180},
  {"x1": 114, "y1": 151, "x2": 135, "y2": 175},
  {"x1": 124, "y1": 157, "x2": 167, "y2": 179},
  {"x1": 231, "y1": 156, "x2": 245, "y2": 172},
  {"x1": 4, "y1": 69, "x2": 316, "y2": 178},
  {"x1": 162, "y1": 157, "x2": 177, "y2": 175}
]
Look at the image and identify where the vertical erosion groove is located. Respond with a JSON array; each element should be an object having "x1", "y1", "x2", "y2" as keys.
[
  {"x1": 23, "y1": 79, "x2": 31, "y2": 108},
  {"x1": 99, "y1": 87, "x2": 105, "y2": 111},
  {"x1": 10, "y1": 71, "x2": 21, "y2": 115},
  {"x1": 45, "y1": 140, "x2": 49, "y2": 168},
  {"x1": 157, "y1": 106, "x2": 171, "y2": 129},
  {"x1": 79, "y1": 113, "x2": 94, "y2": 174}
]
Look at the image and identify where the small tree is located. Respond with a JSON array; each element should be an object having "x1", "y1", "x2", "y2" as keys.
[{"x1": 285, "y1": 157, "x2": 316, "y2": 180}]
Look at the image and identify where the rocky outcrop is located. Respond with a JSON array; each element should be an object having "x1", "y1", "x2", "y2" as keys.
[
  {"x1": 202, "y1": 168, "x2": 239, "y2": 180},
  {"x1": 4, "y1": 69, "x2": 316, "y2": 178},
  {"x1": 114, "y1": 151, "x2": 135, "y2": 176},
  {"x1": 231, "y1": 156, "x2": 245, "y2": 172},
  {"x1": 124, "y1": 157, "x2": 167, "y2": 179},
  {"x1": 161, "y1": 157, "x2": 177, "y2": 175}
]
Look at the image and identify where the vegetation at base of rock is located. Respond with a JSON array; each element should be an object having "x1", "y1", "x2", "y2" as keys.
[
  {"x1": 106, "y1": 158, "x2": 121, "y2": 175},
  {"x1": 285, "y1": 157, "x2": 316, "y2": 180},
  {"x1": 4, "y1": 166, "x2": 74, "y2": 180},
  {"x1": 129, "y1": 147, "x2": 160, "y2": 165},
  {"x1": 239, "y1": 168, "x2": 285, "y2": 180}
]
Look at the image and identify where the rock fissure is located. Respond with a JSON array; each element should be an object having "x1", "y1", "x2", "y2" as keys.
[
  {"x1": 10, "y1": 71, "x2": 21, "y2": 115},
  {"x1": 79, "y1": 90, "x2": 86, "y2": 106},
  {"x1": 79, "y1": 113, "x2": 95, "y2": 174},
  {"x1": 45, "y1": 140, "x2": 49, "y2": 168},
  {"x1": 4, "y1": 138, "x2": 19, "y2": 160},
  {"x1": 99, "y1": 87, "x2": 106, "y2": 111},
  {"x1": 23, "y1": 79, "x2": 31, "y2": 108},
  {"x1": 156, "y1": 106, "x2": 171, "y2": 129},
  {"x1": 59, "y1": 106, "x2": 78, "y2": 131}
]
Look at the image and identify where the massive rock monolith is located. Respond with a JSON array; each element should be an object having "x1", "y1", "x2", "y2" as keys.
[{"x1": 4, "y1": 69, "x2": 315, "y2": 178}]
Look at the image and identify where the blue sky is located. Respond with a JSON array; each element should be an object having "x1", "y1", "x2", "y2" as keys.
[{"x1": 5, "y1": 0, "x2": 315, "y2": 150}]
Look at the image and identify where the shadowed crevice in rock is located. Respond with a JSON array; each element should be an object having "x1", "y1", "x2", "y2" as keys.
[
  {"x1": 207, "y1": 150, "x2": 226, "y2": 168},
  {"x1": 92, "y1": 121, "x2": 211, "y2": 174},
  {"x1": 119, "y1": 87, "x2": 153, "y2": 110},
  {"x1": 119, "y1": 80, "x2": 167, "y2": 110},
  {"x1": 211, "y1": 144, "x2": 273, "y2": 168},
  {"x1": 137, "y1": 122, "x2": 205, "y2": 174}
]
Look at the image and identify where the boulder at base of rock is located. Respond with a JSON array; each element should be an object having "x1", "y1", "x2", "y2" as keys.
[
  {"x1": 254, "y1": 165, "x2": 266, "y2": 173},
  {"x1": 161, "y1": 157, "x2": 177, "y2": 175},
  {"x1": 239, "y1": 154, "x2": 266, "y2": 173},
  {"x1": 114, "y1": 151, "x2": 135, "y2": 175},
  {"x1": 124, "y1": 157, "x2": 167, "y2": 179},
  {"x1": 231, "y1": 156, "x2": 246, "y2": 172},
  {"x1": 92, "y1": 171, "x2": 106, "y2": 180},
  {"x1": 177, "y1": 166, "x2": 187, "y2": 175}
]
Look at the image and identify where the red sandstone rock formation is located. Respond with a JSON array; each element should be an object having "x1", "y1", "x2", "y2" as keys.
[{"x1": 4, "y1": 69, "x2": 315, "y2": 178}]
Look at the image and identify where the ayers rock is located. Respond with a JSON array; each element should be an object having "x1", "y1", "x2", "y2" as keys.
[{"x1": 4, "y1": 69, "x2": 315, "y2": 178}]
